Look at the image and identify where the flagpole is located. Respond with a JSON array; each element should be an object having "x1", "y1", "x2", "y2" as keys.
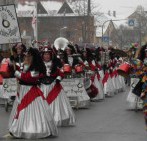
[{"x1": 35, "y1": 1, "x2": 38, "y2": 42}]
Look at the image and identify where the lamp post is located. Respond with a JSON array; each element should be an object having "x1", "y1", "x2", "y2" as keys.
[{"x1": 60, "y1": 27, "x2": 67, "y2": 37}]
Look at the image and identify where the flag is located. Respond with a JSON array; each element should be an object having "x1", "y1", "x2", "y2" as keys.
[
  {"x1": 32, "y1": 11, "x2": 37, "y2": 35},
  {"x1": 31, "y1": 10, "x2": 37, "y2": 40}
]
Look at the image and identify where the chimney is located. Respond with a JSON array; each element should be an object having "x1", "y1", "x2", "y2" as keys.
[
  {"x1": 108, "y1": 10, "x2": 111, "y2": 16},
  {"x1": 113, "y1": 11, "x2": 116, "y2": 17}
]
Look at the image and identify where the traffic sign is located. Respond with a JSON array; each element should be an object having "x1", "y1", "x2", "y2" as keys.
[
  {"x1": 102, "y1": 36, "x2": 109, "y2": 42},
  {"x1": 128, "y1": 19, "x2": 135, "y2": 26}
]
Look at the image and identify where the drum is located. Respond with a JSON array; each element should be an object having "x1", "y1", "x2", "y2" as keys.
[
  {"x1": 86, "y1": 81, "x2": 98, "y2": 98},
  {"x1": 75, "y1": 65, "x2": 83, "y2": 73},
  {"x1": 0, "y1": 63, "x2": 10, "y2": 78},
  {"x1": 117, "y1": 63, "x2": 131, "y2": 77},
  {"x1": 63, "y1": 64, "x2": 72, "y2": 73},
  {"x1": 0, "y1": 75, "x2": 3, "y2": 85}
]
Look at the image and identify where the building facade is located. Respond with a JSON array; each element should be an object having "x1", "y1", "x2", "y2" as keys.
[{"x1": 18, "y1": 15, "x2": 94, "y2": 44}]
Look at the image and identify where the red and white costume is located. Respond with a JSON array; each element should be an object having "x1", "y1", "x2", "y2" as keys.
[
  {"x1": 40, "y1": 57, "x2": 75, "y2": 126},
  {"x1": 9, "y1": 70, "x2": 58, "y2": 139},
  {"x1": 88, "y1": 60, "x2": 104, "y2": 100}
]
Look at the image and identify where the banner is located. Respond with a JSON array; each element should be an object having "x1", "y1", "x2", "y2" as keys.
[
  {"x1": 0, "y1": 5, "x2": 21, "y2": 44},
  {"x1": 2, "y1": 78, "x2": 17, "y2": 98},
  {"x1": 61, "y1": 78, "x2": 90, "y2": 108},
  {"x1": 61, "y1": 78, "x2": 86, "y2": 97}
]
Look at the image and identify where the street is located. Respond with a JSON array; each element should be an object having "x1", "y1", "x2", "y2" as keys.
[{"x1": 0, "y1": 87, "x2": 146, "y2": 141}]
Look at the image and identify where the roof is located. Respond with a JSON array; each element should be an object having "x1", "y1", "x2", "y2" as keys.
[
  {"x1": 96, "y1": 21, "x2": 110, "y2": 37},
  {"x1": 37, "y1": 1, "x2": 48, "y2": 14},
  {"x1": 95, "y1": 13, "x2": 128, "y2": 37},
  {"x1": 41, "y1": 1, "x2": 63, "y2": 15},
  {"x1": 58, "y1": 1, "x2": 74, "y2": 14},
  {"x1": 17, "y1": 1, "x2": 77, "y2": 17},
  {"x1": 16, "y1": 2, "x2": 36, "y2": 17}
]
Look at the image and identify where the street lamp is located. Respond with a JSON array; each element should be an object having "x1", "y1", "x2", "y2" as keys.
[
  {"x1": 60, "y1": 27, "x2": 67, "y2": 37},
  {"x1": 101, "y1": 19, "x2": 127, "y2": 46}
]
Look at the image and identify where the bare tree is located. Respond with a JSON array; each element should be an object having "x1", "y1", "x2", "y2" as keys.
[{"x1": 109, "y1": 5, "x2": 147, "y2": 49}]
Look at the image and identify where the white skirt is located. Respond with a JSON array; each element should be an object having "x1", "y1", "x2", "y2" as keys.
[
  {"x1": 104, "y1": 76, "x2": 115, "y2": 96},
  {"x1": 108, "y1": 77, "x2": 115, "y2": 96},
  {"x1": 119, "y1": 76, "x2": 126, "y2": 90},
  {"x1": 92, "y1": 75, "x2": 105, "y2": 100},
  {"x1": 115, "y1": 75, "x2": 121, "y2": 91},
  {"x1": 41, "y1": 82, "x2": 76, "y2": 126},
  {"x1": 9, "y1": 85, "x2": 58, "y2": 139},
  {"x1": 99, "y1": 70, "x2": 104, "y2": 83},
  {"x1": 126, "y1": 78, "x2": 143, "y2": 110},
  {"x1": 111, "y1": 76, "x2": 117, "y2": 94}
]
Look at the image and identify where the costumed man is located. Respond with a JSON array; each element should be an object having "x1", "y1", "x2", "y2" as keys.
[
  {"x1": 9, "y1": 47, "x2": 58, "y2": 139},
  {"x1": 40, "y1": 45, "x2": 76, "y2": 126}
]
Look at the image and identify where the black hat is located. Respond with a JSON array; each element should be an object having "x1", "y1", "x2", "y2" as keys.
[
  {"x1": 12, "y1": 43, "x2": 26, "y2": 53},
  {"x1": 65, "y1": 44, "x2": 76, "y2": 54}
]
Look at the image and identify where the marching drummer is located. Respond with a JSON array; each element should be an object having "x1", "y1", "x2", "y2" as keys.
[
  {"x1": 40, "y1": 44, "x2": 76, "y2": 127},
  {"x1": 7, "y1": 43, "x2": 26, "y2": 100},
  {"x1": 9, "y1": 47, "x2": 58, "y2": 138},
  {"x1": 40, "y1": 44, "x2": 63, "y2": 84},
  {"x1": 9, "y1": 43, "x2": 26, "y2": 73},
  {"x1": 63, "y1": 44, "x2": 81, "y2": 67}
]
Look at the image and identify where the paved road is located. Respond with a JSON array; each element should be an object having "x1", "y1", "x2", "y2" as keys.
[{"x1": 0, "y1": 87, "x2": 146, "y2": 141}]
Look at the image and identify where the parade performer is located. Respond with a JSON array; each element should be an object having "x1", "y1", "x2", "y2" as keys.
[
  {"x1": 118, "y1": 44, "x2": 147, "y2": 127},
  {"x1": 81, "y1": 48, "x2": 99, "y2": 100},
  {"x1": 8, "y1": 43, "x2": 26, "y2": 100},
  {"x1": 95, "y1": 47, "x2": 105, "y2": 100},
  {"x1": 136, "y1": 45, "x2": 147, "y2": 128},
  {"x1": 40, "y1": 46, "x2": 76, "y2": 126},
  {"x1": 124, "y1": 45, "x2": 143, "y2": 110},
  {"x1": 61, "y1": 44, "x2": 90, "y2": 108},
  {"x1": 126, "y1": 76, "x2": 141, "y2": 110},
  {"x1": 9, "y1": 47, "x2": 58, "y2": 139},
  {"x1": 9, "y1": 43, "x2": 26, "y2": 72},
  {"x1": 63, "y1": 44, "x2": 81, "y2": 67},
  {"x1": 117, "y1": 58, "x2": 126, "y2": 92}
]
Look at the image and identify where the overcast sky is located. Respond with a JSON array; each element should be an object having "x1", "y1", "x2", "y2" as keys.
[{"x1": 94, "y1": 0, "x2": 147, "y2": 17}]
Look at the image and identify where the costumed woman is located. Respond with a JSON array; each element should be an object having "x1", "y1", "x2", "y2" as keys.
[
  {"x1": 9, "y1": 43, "x2": 26, "y2": 72},
  {"x1": 95, "y1": 47, "x2": 105, "y2": 100},
  {"x1": 40, "y1": 45, "x2": 76, "y2": 126},
  {"x1": 62, "y1": 44, "x2": 90, "y2": 108},
  {"x1": 9, "y1": 43, "x2": 26, "y2": 99},
  {"x1": 80, "y1": 47, "x2": 99, "y2": 100},
  {"x1": 9, "y1": 47, "x2": 58, "y2": 139}
]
